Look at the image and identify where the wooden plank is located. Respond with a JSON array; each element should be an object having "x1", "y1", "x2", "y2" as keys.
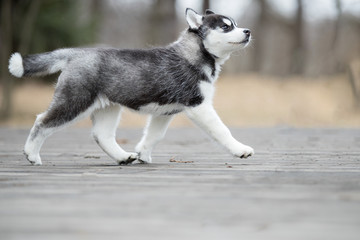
[{"x1": 0, "y1": 127, "x2": 360, "y2": 240}]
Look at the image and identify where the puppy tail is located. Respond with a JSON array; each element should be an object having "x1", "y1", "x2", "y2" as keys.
[
  {"x1": 8, "y1": 53, "x2": 24, "y2": 78},
  {"x1": 9, "y1": 49, "x2": 75, "y2": 78}
]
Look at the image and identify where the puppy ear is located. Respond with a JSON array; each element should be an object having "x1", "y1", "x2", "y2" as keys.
[
  {"x1": 185, "y1": 8, "x2": 203, "y2": 29},
  {"x1": 205, "y1": 9, "x2": 215, "y2": 15}
]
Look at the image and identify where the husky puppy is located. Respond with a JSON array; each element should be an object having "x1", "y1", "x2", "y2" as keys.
[{"x1": 8, "y1": 8, "x2": 254, "y2": 165}]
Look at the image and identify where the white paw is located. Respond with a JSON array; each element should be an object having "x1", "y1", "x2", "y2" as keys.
[
  {"x1": 231, "y1": 144, "x2": 254, "y2": 159},
  {"x1": 24, "y1": 151, "x2": 42, "y2": 165},
  {"x1": 137, "y1": 154, "x2": 152, "y2": 164},
  {"x1": 135, "y1": 146, "x2": 152, "y2": 164},
  {"x1": 117, "y1": 152, "x2": 138, "y2": 165}
]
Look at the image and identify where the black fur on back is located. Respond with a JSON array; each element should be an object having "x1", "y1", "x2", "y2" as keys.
[{"x1": 96, "y1": 42, "x2": 216, "y2": 111}]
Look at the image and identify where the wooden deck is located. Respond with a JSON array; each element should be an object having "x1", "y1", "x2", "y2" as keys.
[{"x1": 0, "y1": 127, "x2": 359, "y2": 240}]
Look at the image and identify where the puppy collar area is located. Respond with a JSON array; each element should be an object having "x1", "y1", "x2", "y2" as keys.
[{"x1": 209, "y1": 51, "x2": 219, "y2": 59}]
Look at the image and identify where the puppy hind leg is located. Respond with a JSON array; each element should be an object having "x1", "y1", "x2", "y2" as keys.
[
  {"x1": 24, "y1": 96, "x2": 97, "y2": 165},
  {"x1": 24, "y1": 108, "x2": 90, "y2": 165},
  {"x1": 24, "y1": 113, "x2": 53, "y2": 165},
  {"x1": 91, "y1": 105, "x2": 138, "y2": 165}
]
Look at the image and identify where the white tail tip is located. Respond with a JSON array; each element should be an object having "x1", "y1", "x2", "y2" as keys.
[{"x1": 9, "y1": 53, "x2": 24, "y2": 78}]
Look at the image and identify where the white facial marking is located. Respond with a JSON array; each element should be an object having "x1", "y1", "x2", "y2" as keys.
[
  {"x1": 222, "y1": 18, "x2": 232, "y2": 27},
  {"x1": 204, "y1": 26, "x2": 249, "y2": 59},
  {"x1": 229, "y1": 17, "x2": 237, "y2": 27}
]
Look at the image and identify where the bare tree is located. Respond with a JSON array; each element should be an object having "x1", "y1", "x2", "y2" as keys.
[
  {"x1": 252, "y1": 0, "x2": 268, "y2": 72},
  {"x1": 291, "y1": 0, "x2": 304, "y2": 74},
  {"x1": 147, "y1": 0, "x2": 177, "y2": 46},
  {"x1": 202, "y1": 0, "x2": 210, "y2": 13},
  {"x1": 19, "y1": 0, "x2": 41, "y2": 55},
  {"x1": 0, "y1": 0, "x2": 13, "y2": 119},
  {"x1": 331, "y1": 0, "x2": 342, "y2": 49},
  {"x1": 328, "y1": 0, "x2": 343, "y2": 73},
  {"x1": 348, "y1": 60, "x2": 360, "y2": 107},
  {"x1": 0, "y1": 0, "x2": 42, "y2": 120}
]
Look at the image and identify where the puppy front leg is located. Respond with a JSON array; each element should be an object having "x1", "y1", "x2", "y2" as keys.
[
  {"x1": 135, "y1": 115, "x2": 173, "y2": 163},
  {"x1": 185, "y1": 104, "x2": 254, "y2": 158}
]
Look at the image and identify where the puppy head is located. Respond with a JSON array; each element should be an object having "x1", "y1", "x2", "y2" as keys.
[{"x1": 185, "y1": 8, "x2": 251, "y2": 58}]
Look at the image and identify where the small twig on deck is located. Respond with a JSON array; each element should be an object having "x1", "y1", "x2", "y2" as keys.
[{"x1": 169, "y1": 158, "x2": 194, "y2": 164}]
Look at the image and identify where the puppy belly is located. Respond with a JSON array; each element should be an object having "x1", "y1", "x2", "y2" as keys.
[{"x1": 137, "y1": 103, "x2": 184, "y2": 115}]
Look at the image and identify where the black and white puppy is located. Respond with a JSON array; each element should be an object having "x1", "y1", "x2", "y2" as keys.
[{"x1": 8, "y1": 8, "x2": 254, "y2": 165}]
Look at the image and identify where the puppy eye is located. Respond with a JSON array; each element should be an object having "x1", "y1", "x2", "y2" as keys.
[{"x1": 221, "y1": 25, "x2": 229, "y2": 31}]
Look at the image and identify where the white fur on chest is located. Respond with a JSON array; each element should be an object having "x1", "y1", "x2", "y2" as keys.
[
  {"x1": 132, "y1": 81, "x2": 215, "y2": 116},
  {"x1": 199, "y1": 81, "x2": 215, "y2": 104},
  {"x1": 202, "y1": 63, "x2": 221, "y2": 83}
]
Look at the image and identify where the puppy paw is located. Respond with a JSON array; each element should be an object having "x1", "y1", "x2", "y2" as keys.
[
  {"x1": 117, "y1": 152, "x2": 138, "y2": 165},
  {"x1": 231, "y1": 145, "x2": 254, "y2": 159},
  {"x1": 137, "y1": 153, "x2": 152, "y2": 164},
  {"x1": 24, "y1": 151, "x2": 42, "y2": 165}
]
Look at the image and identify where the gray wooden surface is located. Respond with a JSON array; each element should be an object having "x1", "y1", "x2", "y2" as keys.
[{"x1": 0, "y1": 127, "x2": 359, "y2": 240}]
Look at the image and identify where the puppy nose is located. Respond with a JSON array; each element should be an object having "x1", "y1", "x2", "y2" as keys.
[{"x1": 243, "y1": 29, "x2": 251, "y2": 36}]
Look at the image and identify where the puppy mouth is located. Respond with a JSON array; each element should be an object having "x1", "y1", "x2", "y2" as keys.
[{"x1": 228, "y1": 38, "x2": 250, "y2": 45}]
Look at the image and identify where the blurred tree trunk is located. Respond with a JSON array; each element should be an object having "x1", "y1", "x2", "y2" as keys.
[
  {"x1": 348, "y1": 60, "x2": 360, "y2": 107},
  {"x1": 252, "y1": 0, "x2": 267, "y2": 72},
  {"x1": 328, "y1": 0, "x2": 343, "y2": 73},
  {"x1": 291, "y1": 0, "x2": 304, "y2": 74},
  {"x1": 148, "y1": 0, "x2": 176, "y2": 45},
  {"x1": 202, "y1": 0, "x2": 210, "y2": 13},
  {"x1": 19, "y1": 0, "x2": 41, "y2": 55},
  {"x1": 0, "y1": 0, "x2": 13, "y2": 119},
  {"x1": 331, "y1": 0, "x2": 342, "y2": 49}
]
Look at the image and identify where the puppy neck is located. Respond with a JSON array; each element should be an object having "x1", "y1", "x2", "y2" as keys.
[{"x1": 170, "y1": 30, "x2": 213, "y2": 64}]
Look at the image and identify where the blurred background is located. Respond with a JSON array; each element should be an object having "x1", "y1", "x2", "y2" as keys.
[{"x1": 0, "y1": 0, "x2": 360, "y2": 127}]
